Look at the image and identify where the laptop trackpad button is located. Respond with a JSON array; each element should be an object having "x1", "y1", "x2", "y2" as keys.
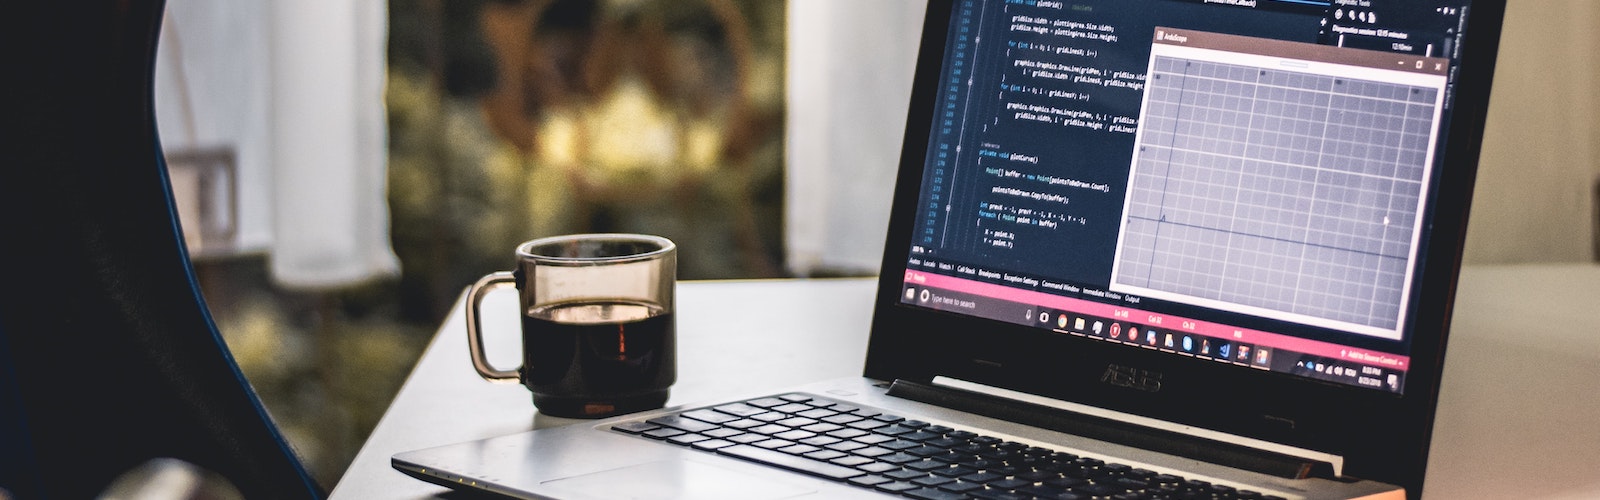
[{"x1": 542, "y1": 459, "x2": 816, "y2": 500}]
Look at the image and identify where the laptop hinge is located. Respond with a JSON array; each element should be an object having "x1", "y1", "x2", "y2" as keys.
[{"x1": 886, "y1": 378, "x2": 1337, "y2": 480}]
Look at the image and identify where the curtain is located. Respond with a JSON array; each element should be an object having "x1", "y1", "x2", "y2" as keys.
[
  {"x1": 785, "y1": 0, "x2": 927, "y2": 276},
  {"x1": 156, "y1": 0, "x2": 397, "y2": 288}
]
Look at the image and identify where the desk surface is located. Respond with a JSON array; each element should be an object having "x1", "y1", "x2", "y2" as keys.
[{"x1": 331, "y1": 265, "x2": 1600, "y2": 499}]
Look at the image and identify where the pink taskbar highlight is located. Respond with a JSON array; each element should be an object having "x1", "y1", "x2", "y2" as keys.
[{"x1": 904, "y1": 270, "x2": 1410, "y2": 373}]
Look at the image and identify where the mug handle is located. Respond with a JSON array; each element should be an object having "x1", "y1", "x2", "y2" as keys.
[{"x1": 465, "y1": 271, "x2": 521, "y2": 382}]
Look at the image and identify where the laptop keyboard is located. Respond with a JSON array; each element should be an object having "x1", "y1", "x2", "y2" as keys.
[{"x1": 610, "y1": 393, "x2": 1285, "y2": 500}]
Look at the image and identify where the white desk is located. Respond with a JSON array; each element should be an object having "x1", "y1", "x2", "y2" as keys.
[{"x1": 330, "y1": 265, "x2": 1600, "y2": 499}]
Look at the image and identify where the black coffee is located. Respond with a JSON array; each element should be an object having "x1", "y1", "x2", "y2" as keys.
[{"x1": 521, "y1": 300, "x2": 675, "y2": 418}]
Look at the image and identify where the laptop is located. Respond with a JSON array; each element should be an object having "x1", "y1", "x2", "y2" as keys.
[{"x1": 393, "y1": 0, "x2": 1505, "y2": 498}]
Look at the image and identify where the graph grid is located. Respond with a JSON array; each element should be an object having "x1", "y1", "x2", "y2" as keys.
[{"x1": 1114, "y1": 56, "x2": 1439, "y2": 332}]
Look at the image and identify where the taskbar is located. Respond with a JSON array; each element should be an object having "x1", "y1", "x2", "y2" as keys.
[{"x1": 901, "y1": 271, "x2": 1406, "y2": 394}]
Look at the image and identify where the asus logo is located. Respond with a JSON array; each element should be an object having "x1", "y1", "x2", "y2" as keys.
[{"x1": 1101, "y1": 363, "x2": 1163, "y2": 392}]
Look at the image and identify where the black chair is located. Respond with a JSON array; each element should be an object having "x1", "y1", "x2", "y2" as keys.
[{"x1": 0, "y1": 2, "x2": 323, "y2": 498}]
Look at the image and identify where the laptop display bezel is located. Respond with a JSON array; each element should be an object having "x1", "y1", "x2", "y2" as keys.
[{"x1": 864, "y1": 0, "x2": 1505, "y2": 494}]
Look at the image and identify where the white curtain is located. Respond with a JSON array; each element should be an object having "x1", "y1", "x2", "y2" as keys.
[
  {"x1": 785, "y1": 0, "x2": 927, "y2": 276},
  {"x1": 156, "y1": 0, "x2": 398, "y2": 289},
  {"x1": 267, "y1": 0, "x2": 398, "y2": 288},
  {"x1": 154, "y1": 0, "x2": 272, "y2": 253}
]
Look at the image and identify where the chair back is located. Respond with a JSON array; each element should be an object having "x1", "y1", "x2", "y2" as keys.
[{"x1": 1, "y1": 2, "x2": 323, "y2": 498}]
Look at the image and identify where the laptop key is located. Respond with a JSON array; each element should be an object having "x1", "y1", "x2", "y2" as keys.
[
  {"x1": 642, "y1": 428, "x2": 685, "y2": 439},
  {"x1": 874, "y1": 424, "x2": 917, "y2": 436},
  {"x1": 985, "y1": 465, "x2": 1021, "y2": 476},
  {"x1": 751, "y1": 412, "x2": 788, "y2": 422},
  {"x1": 877, "y1": 451, "x2": 922, "y2": 464},
  {"x1": 712, "y1": 402, "x2": 765, "y2": 417},
  {"x1": 717, "y1": 444, "x2": 863, "y2": 480},
  {"x1": 960, "y1": 471, "x2": 1005, "y2": 484},
  {"x1": 853, "y1": 433, "x2": 895, "y2": 445},
  {"x1": 775, "y1": 430, "x2": 816, "y2": 441},
  {"x1": 778, "y1": 444, "x2": 821, "y2": 455},
  {"x1": 886, "y1": 469, "x2": 927, "y2": 480},
  {"x1": 938, "y1": 480, "x2": 984, "y2": 493},
  {"x1": 610, "y1": 421, "x2": 660, "y2": 434},
  {"x1": 744, "y1": 397, "x2": 787, "y2": 408},
  {"x1": 906, "y1": 459, "x2": 948, "y2": 472},
  {"x1": 874, "y1": 481, "x2": 918, "y2": 493},
  {"x1": 902, "y1": 430, "x2": 944, "y2": 442},
  {"x1": 725, "y1": 419, "x2": 763, "y2": 429},
  {"x1": 1072, "y1": 482, "x2": 1125, "y2": 497},
  {"x1": 907, "y1": 445, "x2": 946, "y2": 457},
  {"x1": 846, "y1": 419, "x2": 889, "y2": 430},
  {"x1": 797, "y1": 408, "x2": 837, "y2": 419},
  {"x1": 1045, "y1": 477, "x2": 1087, "y2": 489},
  {"x1": 915, "y1": 474, "x2": 947, "y2": 487},
  {"x1": 773, "y1": 403, "x2": 813, "y2": 414},
  {"x1": 1015, "y1": 483, "x2": 1072, "y2": 498},
  {"x1": 753, "y1": 438, "x2": 795, "y2": 450},
  {"x1": 803, "y1": 449, "x2": 848, "y2": 461},
  {"x1": 881, "y1": 439, "x2": 921, "y2": 450},
  {"x1": 691, "y1": 439, "x2": 735, "y2": 451},
  {"x1": 801, "y1": 422, "x2": 844, "y2": 434},
  {"x1": 681, "y1": 409, "x2": 738, "y2": 424},
  {"x1": 800, "y1": 435, "x2": 842, "y2": 446},
  {"x1": 1018, "y1": 470, "x2": 1063, "y2": 482},
  {"x1": 1151, "y1": 474, "x2": 1184, "y2": 486},
  {"x1": 933, "y1": 465, "x2": 979, "y2": 477},
  {"x1": 849, "y1": 475, "x2": 891, "y2": 487},
  {"x1": 750, "y1": 424, "x2": 790, "y2": 435},
  {"x1": 645, "y1": 416, "x2": 718, "y2": 433},
  {"x1": 830, "y1": 455, "x2": 876, "y2": 467},
  {"x1": 1116, "y1": 477, "x2": 1151, "y2": 491},
  {"x1": 905, "y1": 487, "x2": 966, "y2": 500},
  {"x1": 668, "y1": 433, "x2": 709, "y2": 445},
  {"x1": 926, "y1": 437, "x2": 965, "y2": 448},
  {"x1": 968, "y1": 488, "x2": 1031, "y2": 500}
]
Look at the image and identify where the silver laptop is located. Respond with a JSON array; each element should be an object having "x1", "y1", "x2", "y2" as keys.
[{"x1": 394, "y1": 0, "x2": 1505, "y2": 498}]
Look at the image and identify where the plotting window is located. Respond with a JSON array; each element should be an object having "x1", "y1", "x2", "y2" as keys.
[{"x1": 1110, "y1": 29, "x2": 1449, "y2": 340}]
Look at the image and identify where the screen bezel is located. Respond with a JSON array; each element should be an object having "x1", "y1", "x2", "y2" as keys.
[{"x1": 863, "y1": 0, "x2": 1505, "y2": 493}]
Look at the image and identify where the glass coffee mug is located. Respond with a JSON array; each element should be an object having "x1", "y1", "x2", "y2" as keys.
[{"x1": 466, "y1": 234, "x2": 676, "y2": 418}]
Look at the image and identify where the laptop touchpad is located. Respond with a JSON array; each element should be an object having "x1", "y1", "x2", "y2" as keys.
[{"x1": 542, "y1": 459, "x2": 816, "y2": 500}]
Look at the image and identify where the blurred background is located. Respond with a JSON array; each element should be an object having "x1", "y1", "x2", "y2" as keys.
[{"x1": 152, "y1": 0, "x2": 1597, "y2": 488}]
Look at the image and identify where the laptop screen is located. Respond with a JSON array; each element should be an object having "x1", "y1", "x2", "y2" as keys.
[{"x1": 897, "y1": 0, "x2": 1485, "y2": 395}]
